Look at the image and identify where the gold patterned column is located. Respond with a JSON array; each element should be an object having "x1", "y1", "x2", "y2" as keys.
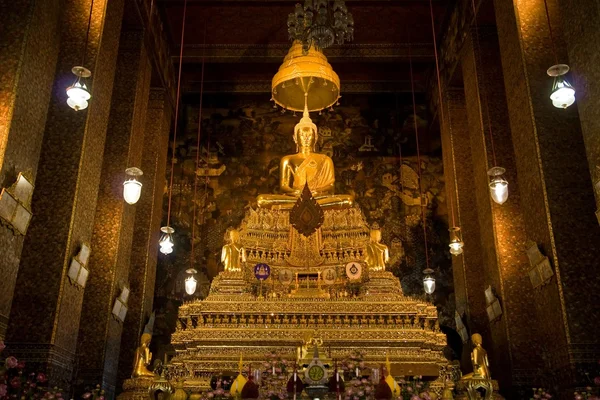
[
  {"x1": 76, "y1": 29, "x2": 152, "y2": 397},
  {"x1": 0, "y1": 0, "x2": 61, "y2": 339},
  {"x1": 557, "y1": 0, "x2": 600, "y2": 217},
  {"x1": 440, "y1": 87, "x2": 491, "y2": 371},
  {"x1": 5, "y1": 0, "x2": 125, "y2": 388},
  {"x1": 494, "y1": 0, "x2": 600, "y2": 394},
  {"x1": 461, "y1": 26, "x2": 544, "y2": 391},
  {"x1": 116, "y1": 88, "x2": 171, "y2": 390}
]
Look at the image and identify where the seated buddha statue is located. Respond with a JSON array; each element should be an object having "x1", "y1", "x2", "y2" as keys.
[
  {"x1": 461, "y1": 333, "x2": 491, "y2": 380},
  {"x1": 257, "y1": 106, "x2": 354, "y2": 210}
]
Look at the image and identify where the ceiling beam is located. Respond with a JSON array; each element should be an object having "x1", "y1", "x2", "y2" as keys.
[{"x1": 173, "y1": 43, "x2": 434, "y2": 63}]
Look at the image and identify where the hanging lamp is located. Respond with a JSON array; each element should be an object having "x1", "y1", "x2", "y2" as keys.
[
  {"x1": 409, "y1": 25, "x2": 435, "y2": 295},
  {"x1": 542, "y1": 0, "x2": 575, "y2": 109},
  {"x1": 123, "y1": 167, "x2": 143, "y2": 205},
  {"x1": 67, "y1": 0, "x2": 94, "y2": 111},
  {"x1": 428, "y1": 0, "x2": 465, "y2": 256},
  {"x1": 160, "y1": 0, "x2": 188, "y2": 255},
  {"x1": 184, "y1": 23, "x2": 207, "y2": 296},
  {"x1": 467, "y1": 0, "x2": 509, "y2": 205},
  {"x1": 423, "y1": 268, "x2": 436, "y2": 295}
]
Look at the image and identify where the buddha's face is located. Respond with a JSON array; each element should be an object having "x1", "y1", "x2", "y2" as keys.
[
  {"x1": 370, "y1": 229, "x2": 382, "y2": 242},
  {"x1": 296, "y1": 126, "x2": 316, "y2": 148},
  {"x1": 229, "y1": 229, "x2": 239, "y2": 242}
]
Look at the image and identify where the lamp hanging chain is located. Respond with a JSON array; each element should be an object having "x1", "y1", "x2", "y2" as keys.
[
  {"x1": 468, "y1": 0, "x2": 498, "y2": 166},
  {"x1": 166, "y1": 0, "x2": 188, "y2": 228},
  {"x1": 190, "y1": 22, "x2": 207, "y2": 272},
  {"x1": 81, "y1": 0, "x2": 95, "y2": 67},
  {"x1": 409, "y1": 40, "x2": 430, "y2": 271},
  {"x1": 542, "y1": 0, "x2": 559, "y2": 65},
  {"x1": 428, "y1": 0, "x2": 456, "y2": 228}
]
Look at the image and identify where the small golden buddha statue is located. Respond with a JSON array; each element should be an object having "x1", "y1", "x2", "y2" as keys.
[
  {"x1": 365, "y1": 227, "x2": 389, "y2": 272},
  {"x1": 221, "y1": 228, "x2": 246, "y2": 272},
  {"x1": 461, "y1": 333, "x2": 491, "y2": 380},
  {"x1": 257, "y1": 105, "x2": 353, "y2": 210},
  {"x1": 132, "y1": 333, "x2": 156, "y2": 378}
]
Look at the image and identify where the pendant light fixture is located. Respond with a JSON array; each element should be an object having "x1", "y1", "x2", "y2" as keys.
[
  {"x1": 543, "y1": 0, "x2": 575, "y2": 109},
  {"x1": 409, "y1": 31, "x2": 435, "y2": 295},
  {"x1": 123, "y1": 167, "x2": 143, "y2": 205},
  {"x1": 160, "y1": 0, "x2": 188, "y2": 255},
  {"x1": 185, "y1": 268, "x2": 198, "y2": 296},
  {"x1": 428, "y1": 0, "x2": 465, "y2": 256},
  {"x1": 467, "y1": 0, "x2": 509, "y2": 205},
  {"x1": 184, "y1": 23, "x2": 207, "y2": 296},
  {"x1": 66, "y1": 0, "x2": 94, "y2": 111}
]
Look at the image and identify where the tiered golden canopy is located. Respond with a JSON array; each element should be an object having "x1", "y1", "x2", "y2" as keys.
[{"x1": 272, "y1": 41, "x2": 340, "y2": 112}]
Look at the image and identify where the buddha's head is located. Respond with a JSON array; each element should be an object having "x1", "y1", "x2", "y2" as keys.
[
  {"x1": 293, "y1": 110, "x2": 318, "y2": 151},
  {"x1": 471, "y1": 333, "x2": 483, "y2": 346},
  {"x1": 141, "y1": 333, "x2": 152, "y2": 346},
  {"x1": 370, "y1": 225, "x2": 382, "y2": 242},
  {"x1": 226, "y1": 228, "x2": 240, "y2": 243}
]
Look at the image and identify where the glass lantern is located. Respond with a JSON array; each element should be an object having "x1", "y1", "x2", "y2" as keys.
[
  {"x1": 185, "y1": 268, "x2": 197, "y2": 295},
  {"x1": 66, "y1": 66, "x2": 92, "y2": 111},
  {"x1": 448, "y1": 226, "x2": 464, "y2": 256},
  {"x1": 159, "y1": 226, "x2": 175, "y2": 255},
  {"x1": 487, "y1": 167, "x2": 508, "y2": 205},
  {"x1": 423, "y1": 268, "x2": 435, "y2": 294},
  {"x1": 123, "y1": 167, "x2": 143, "y2": 205},
  {"x1": 547, "y1": 64, "x2": 576, "y2": 109}
]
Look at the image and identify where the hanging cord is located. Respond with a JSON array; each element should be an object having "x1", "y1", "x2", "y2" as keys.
[
  {"x1": 468, "y1": 0, "x2": 498, "y2": 166},
  {"x1": 81, "y1": 0, "x2": 95, "y2": 66},
  {"x1": 408, "y1": 40, "x2": 430, "y2": 271},
  {"x1": 428, "y1": 0, "x2": 456, "y2": 227},
  {"x1": 166, "y1": 0, "x2": 188, "y2": 228},
  {"x1": 542, "y1": 0, "x2": 559, "y2": 65},
  {"x1": 395, "y1": 94, "x2": 410, "y2": 267},
  {"x1": 190, "y1": 23, "x2": 207, "y2": 271}
]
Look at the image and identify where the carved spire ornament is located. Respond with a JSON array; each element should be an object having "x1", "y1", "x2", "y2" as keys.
[{"x1": 290, "y1": 182, "x2": 325, "y2": 237}]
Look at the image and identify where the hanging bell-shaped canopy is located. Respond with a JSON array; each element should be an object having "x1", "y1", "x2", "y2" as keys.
[{"x1": 272, "y1": 41, "x2": 340, "y2": 112}]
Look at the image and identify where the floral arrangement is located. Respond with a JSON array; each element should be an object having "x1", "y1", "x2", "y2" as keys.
[
  {"x1": 344, "y1": 377, "x2": 374, "y2": 400},
  {"x1": 260, "y1": 352, "x2": 290, "y2": 400},
  {"x1": 340, "y1": 350, "x2": 367, "y2": 378},
  {"x1": 203, "y1": 376, "x2": 232, "y2": 400},
  {"x1": 574, "y1": 389, "x2": 600, "y2": 400},
  {"x1": 0, "y1": 341, "x2": 69, "y2": 400},
  {"x1": 530, "y1": 388, "x2": 552, "y2": 400},
  {"x1": 397, "y1": 376, "x2": 431, "y2": 400},
  {"x1": 81, "y1": 385, "x2": 106, "y2": 400}
]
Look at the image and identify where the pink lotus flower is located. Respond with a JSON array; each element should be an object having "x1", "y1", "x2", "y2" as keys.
[
  {"x1": 5, "y1": 356, "x2": 18, "y2": 369},
  {"x1": 411, "y1": 395, "x2": 420, "y2": 400},
  {"x1": 207, "y1": 393, "x2": 214, "y2": 398},
  {"x1": 0, "y1": 384, "x2": 7, "y2": 397},
  {"x1": 82, "y1": 392, "x2": 92, "y2": 399},
  {"x1": 17, "y1": 361, "x2": 25, "y2": 369},
  {"x1": 407, "y1": 387, "x2": 413, "y2": 393}
]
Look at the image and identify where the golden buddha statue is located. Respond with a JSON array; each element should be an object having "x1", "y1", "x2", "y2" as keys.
[
  {"x1": 257, "y1": 104, "x2": 353, "y2": 210},
  {"x1": 365, "y1": 227, "x2": 389, "y2": 272},
  {"x1": 221, "y1": 228, "x2": 246, "y2": 272},
  {"x1": 461, "y1": 334, "x2": 491, "y2": 380},
  {"x1": 132, "y1": 333, "x2": 156, "y2": 378}
]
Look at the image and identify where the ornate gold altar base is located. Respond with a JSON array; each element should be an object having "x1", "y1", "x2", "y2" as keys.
[{"x1": 170, "y1": 272, "x2": 447, "y2": 391}]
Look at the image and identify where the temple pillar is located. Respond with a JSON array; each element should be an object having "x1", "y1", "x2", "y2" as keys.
[
  {"x1": 5, "y1": 0, "x2": 125, "y2": 388},
  {"x1": 439, "y1": 87, "x2": 490, "y2": 369},
  {"x1": 557, "y1": 0, "x2": 600, "y2": 217},
  {"x1": 76, "y1": 30, "x2": 152, "y2": 397},
  {"x1": 116, "y1": 88, "x2": 171, "y2": 390},
  {"x1": 494, "y1": 0, "x2": 600, "y2": 394},
  {"x1": 460, "y1": 27, "x2": 544, "y2": 392},
  {"x1": 0, "y1": 0, "x2": 61, "y2": 339}
]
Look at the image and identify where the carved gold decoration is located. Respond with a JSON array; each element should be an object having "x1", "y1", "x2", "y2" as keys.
[{"x1": 290, "y1": 183, "x2": 324, "y2": 237}]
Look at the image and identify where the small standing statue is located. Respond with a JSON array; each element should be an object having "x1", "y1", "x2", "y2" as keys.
[
  {"x1": 456, "y1": 333, "x2": 501, "y2": 400},
  {"x1": 132, "y1": 313, "x2": 157, "y2": 378},
  {"x1": 461, "y1": 334, "x2": 490, "y2": 380},
  {"x1": 365, "y1": 225, "x2": 389, "y2": 272},
  {"x1": 221, "y1": 228, "x2": 246, "y2": 272}
]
